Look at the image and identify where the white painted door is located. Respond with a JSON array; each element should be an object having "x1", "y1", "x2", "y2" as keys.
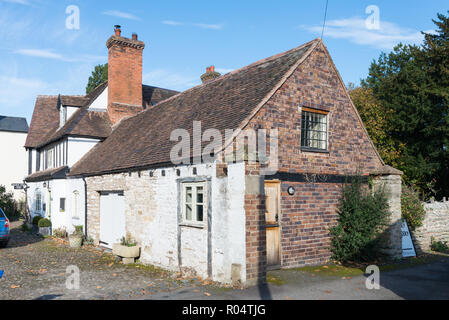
[{"x1": 100, "y1": 192, "x2": 125, "y2": 248}]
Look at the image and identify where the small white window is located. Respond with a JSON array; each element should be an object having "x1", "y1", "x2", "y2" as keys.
[
  {"x1": 46, "y1": 148, "x2": 54, "y2": 169},
  {"x1": 182, "y1": 182, "x2": 206, "y2": 224},
  {"x1": 35, "y1": 191, "x2": 42, "y2": 212}
]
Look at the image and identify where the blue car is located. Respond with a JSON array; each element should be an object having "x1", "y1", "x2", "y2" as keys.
[{"x1": 0, "y1": 208, "x2": 10, "y2": 248}]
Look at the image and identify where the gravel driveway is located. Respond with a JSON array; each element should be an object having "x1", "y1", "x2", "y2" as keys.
[
  {"x1": 0, "y1": 223, "x2": 209, "y2": 300},
  {"x1": 2, "y1": 222, "x2": 448, "y2": 300}
]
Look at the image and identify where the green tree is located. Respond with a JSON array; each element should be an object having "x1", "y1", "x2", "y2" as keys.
[
  {"x1": 361, "y1": 12, "x2": 449, "y2": 199},
  {"x1": 0, "y1": 185, "x2": 21, "y2": 221},
  {"x1": 86, "y1": 63, "x2": 108, "y2": 94},
  {"x1": 350, "y1": 87, "x2": 404, "y2": 168}
]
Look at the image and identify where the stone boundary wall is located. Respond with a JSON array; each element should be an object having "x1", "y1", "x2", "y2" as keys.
[{"x1": 412, "y1": 199, "x2": 449, "y2": 252}]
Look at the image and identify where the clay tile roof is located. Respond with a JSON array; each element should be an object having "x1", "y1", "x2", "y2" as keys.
[
  {"x1": 25, "y1": 166, "x2": 68, "y2": 182},
  {"x1": 142, "y1": 85, "x2": 179, "y2": 108},
  {"x1": 60, "y1": 95, "x2": 88, "y2": 107},
  {"x1": 36, "y1": 107, "x2": 112, "y2": 148},
  {"x1": 69, "y1": 39, "x2": 318, "y2": 176},
  {"x1": 0, "y1": 116, "x2": 28, "y2": 133},
  {"x1": 25, "y1": 96, "x2": 60, "y2": 148}
]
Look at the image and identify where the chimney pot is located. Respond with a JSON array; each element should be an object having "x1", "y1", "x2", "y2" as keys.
[
  {"x1": 114, "y1": 25, "x2": 121, "y2": 36},
  {"x1": 132, "y1": 33, "x2": 138, "y2": 40},
  {"x1": 201, "y1": 65, "x2": 221, "y2": 84}
]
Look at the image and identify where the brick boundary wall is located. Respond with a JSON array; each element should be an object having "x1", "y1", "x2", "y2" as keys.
[{"x1": 412, "y1": 200, "x2": 449, "y2": 252}]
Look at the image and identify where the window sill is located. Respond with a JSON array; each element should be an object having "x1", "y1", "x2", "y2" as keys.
[
  {"x1": 300, "y1": 147, "x2": 329, "y2": 154},
  {"x1": 179, "y1": 222, "x2": 206, "y2": 229}
]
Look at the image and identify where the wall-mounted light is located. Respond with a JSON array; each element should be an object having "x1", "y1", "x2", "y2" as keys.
[
  {"x1": 43, "y1": 182, "x2": 47, "y2": 188},
  {"x1": 287, "y1": 186, "x2": 295, "y2": 196}
]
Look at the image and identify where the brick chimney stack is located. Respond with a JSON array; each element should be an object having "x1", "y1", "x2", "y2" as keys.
[
  {"x1": 200, "y1": 65, "x2": 221, "y2": 84},
  {"x1": 106, "y1": 25, "x2": 145, "y2": 124}
]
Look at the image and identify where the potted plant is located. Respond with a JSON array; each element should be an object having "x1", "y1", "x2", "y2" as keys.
[
  {"x1": 68, "y1": 225, "x2": 84, "y2": 248},
  {"x1": 112, "y1": 235, "x2": 140, "y2": 264},
  {"x1": 37, "y1": 218, "x2": 51, "y2": 236},
  {"x1": 32, "y1": 216, "x2": 42, "y2": 233}
]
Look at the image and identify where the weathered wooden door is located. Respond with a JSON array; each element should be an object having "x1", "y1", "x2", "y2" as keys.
[{"x1": 264, "y1": 181, "x2": 280, "y2": 267}]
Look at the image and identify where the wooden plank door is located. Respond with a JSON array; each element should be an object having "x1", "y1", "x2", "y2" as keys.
[{"x1": 264, "y1": 181, "x2": 280, "y2": 267}]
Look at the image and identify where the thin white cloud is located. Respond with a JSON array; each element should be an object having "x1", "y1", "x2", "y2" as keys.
[
  {"x1": 1, "y1": 0, "x2": 31, "y2": 5},
  {"x1": 162, "y1": 20, "x2": 223, "y2": 30},
  {"x1": 194, "y1": 23, "x2": 223, "y2": 30},
  {"x1": 15, "y1": 49, "x2": 66, "y2": 60},
  {"x1": 143, "y1": 69, "x2": 200, "y2": 91},
  {"x1": 162, "y1": 20, "x2": 184, "y2": 26},
  {"x1": 15, "y1": 49, "x2": 106, "y2": 63},
  {"x1": 301, "y1": 17, "x2": 425, "y2": 49},
  {"x1": 102, "y1": 10, "x2": 140, "y2": 21}
]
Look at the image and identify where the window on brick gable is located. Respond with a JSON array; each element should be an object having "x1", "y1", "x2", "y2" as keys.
[
  {"x1": 182, "y1": 182, "x2": 206, "y2": 224},
  {"x1": 301, "y1": 109, "x2": 328, "y2": 151}
]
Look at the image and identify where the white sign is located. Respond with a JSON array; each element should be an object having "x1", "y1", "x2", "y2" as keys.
[{"x1": 401, "y1": 219, "x2": 416, "y2": 257}]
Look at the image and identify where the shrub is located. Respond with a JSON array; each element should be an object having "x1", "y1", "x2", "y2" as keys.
[
  {"x1": 430, "y1": 237, "x2": 449, "y2": 254},
  {"x1": 32, "y1": 216, "x2": 43, "y2": 225},
  {"x1": 0, "y1": 185, "x2": 22, "y2": 221},
  {"x1": 21, "y1": 222, "x2": 31, "y2": 232},
  {"x1": 120, "y1": 235, "x2": 137, "y2": 247},
  {"x1": 73, "y1": 225, "x2": 84, "y2": 236},
  {"x1": 53, "y1": 227, "x2": 67, "y2": 238},
  {"x1": 38, "y1": 218, "x2": 51, "y2": 228},
  {"x1": 401, "y1": 185, "x2": 426, "y2": 231},
  {"x1": 330, "y1": 177, "x2": 390, "y2": 263}
]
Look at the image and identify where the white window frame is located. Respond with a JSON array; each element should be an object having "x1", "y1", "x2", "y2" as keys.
[
  {"x1": 46, "y1": 148, "x2": 54, "y2": 169},
  {"x1": 35, "y1": 191, "x2": 42, "y2": 213},
  {"x1": 181, "y1": 182, "x2": 206, "y2": 226},
  {"x1": 301, "y1": 109, "x2": 329, "y2": 151}
]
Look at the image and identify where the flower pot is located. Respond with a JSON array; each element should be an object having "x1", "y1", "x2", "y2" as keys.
[
  {"x1": 112, "y1": 243, "x2": 141, "y2": 264},
  {"x1": 39, "y1": 227, "x2": 51, "y2": 236},
  {"x1": 69, "y1": 234, "x2": 83, "y2": 248}
]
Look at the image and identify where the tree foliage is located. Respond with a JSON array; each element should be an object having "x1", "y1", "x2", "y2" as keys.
[
  {"x1": 330, "y1": 177, "x2": 390, "y2": 263},
  {"x1": 358, "y1": 12, "x2": 449, "y2": 199},
  {"x1": 401, "y1": 185, "x2": 426, "y2": 231},
  {"x1": 86, "y1": 63, "x2": 108, "y2": 94},
  {"x1": 350, "y1": 87, "x2": 405, "y2": 168},
  {"x1": 0, "y1": 185, "x2": 21, "y2": 221}
]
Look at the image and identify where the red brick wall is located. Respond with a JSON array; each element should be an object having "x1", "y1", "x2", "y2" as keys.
[
  {"x1": 244, "y1": 42, "x2": 383, "y2": 269},
  {"x1": 279, "y1": 181, "x2": 342, "y2": 267},
  {"x1": 107, "y1": 40, "x2": 144, "y2": 124},
  {"x1": 248, "y1": 42, "x2": 383, "y2": 175},
  {"x1": 244, "y1": 192, "x2": 267, "y2": 284}
]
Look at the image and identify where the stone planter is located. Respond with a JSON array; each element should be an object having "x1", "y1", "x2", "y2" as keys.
[
  {"x1": 39, "y1": 227, "x2": 51, "y2": 236},
  {"x1": 112, "y1": 243, "x2": 141, "y2": 264},
  {"x1": 68, "y1": 234, "x2": 83, "y2": 248}
]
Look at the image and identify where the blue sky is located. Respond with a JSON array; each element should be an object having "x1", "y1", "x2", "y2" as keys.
[{"x1": 0, "y1": 0, "x2": 447, "y2": 122}]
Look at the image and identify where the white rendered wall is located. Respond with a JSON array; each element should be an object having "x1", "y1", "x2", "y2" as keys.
[
  {"x1": 0, "y1": 131, "x2": 27, "y2": 200},
  {"x1": 88, "y1": 86, "x2": 107, "y2": 110},
  {"x1": 67, "y1": 138, "x2": 100, "y2": 167},
  {"x1": 85, "y1": 161, "x2": 247, "y2": 284}
]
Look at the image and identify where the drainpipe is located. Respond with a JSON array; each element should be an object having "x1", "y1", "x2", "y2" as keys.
[{"x1": 82, "y1": 176, "x2": 88, "y2": 237}]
